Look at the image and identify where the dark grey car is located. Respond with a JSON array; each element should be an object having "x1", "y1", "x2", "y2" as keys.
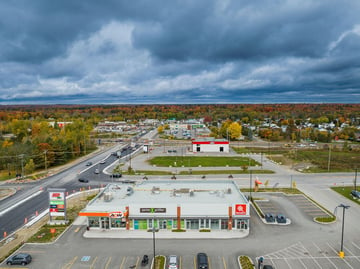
[
  {"x1": 197, "y1": 253, "x2": 208, "y2": 269},
  {"x1": 6, "y1": 253, "x2": 32, "y2": 265}
]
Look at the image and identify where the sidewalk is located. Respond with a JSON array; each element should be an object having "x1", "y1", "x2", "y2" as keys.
[
  {"x1": 74, "y1": 216, "x2": 249, "y2": 239},
  {"x1": 83, "y1": 228, "x2": 249, "y2": 239}
]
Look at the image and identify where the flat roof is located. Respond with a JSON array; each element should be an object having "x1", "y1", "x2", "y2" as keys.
[{"x1": 84, "y1": 180, "x2": 247, "y2": 213}]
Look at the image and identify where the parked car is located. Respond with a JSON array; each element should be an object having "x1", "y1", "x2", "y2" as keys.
[
  {"x1": 276, "y1": 214, "x2": 287, "y2": 224},
  {"x1": 6, "y1": 253, "x2": 32, "y2": 265},
  {"x1": 78, "y1": 178, "x2": 89, "y2": 183},
  {"x1": 197, "y1": 253, "x2": 208, "y2": 269},
  {"x1": 111, "y1": 173, "x2": 122, "y2": 178},
  {"x1": 141, "y1": 255, "x2": 148, "y2": 266},
  {"x1": 168, "y1": 255, "x2": 178, "y2": 269},
  {"x1": 94, "y1": 169, "x2": 99, "y2": 174},
  {"x1": 263, "y1": 265, "x2": 274, "y2": 269},
  {"x1": 351, "y1": 190, "x2": 360, "y2": 199},
  {"x1": 265, "y1": 213, "x2": 275, "y2": 223},
  {"x1": 86, "y1": 161, "x2": 92, "y2": 166}
]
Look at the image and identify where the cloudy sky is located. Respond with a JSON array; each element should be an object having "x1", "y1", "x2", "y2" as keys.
[{"x1": 1, "y1": 0, "x2": 360, "y2": 104}]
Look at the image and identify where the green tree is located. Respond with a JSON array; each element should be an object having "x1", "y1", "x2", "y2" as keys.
[
  {"x1": 228, "y1": 122, "x2": 242, "y2": 140},
  {"x1": 25, "y1": 159, "x2": 35, "y2": 175}
]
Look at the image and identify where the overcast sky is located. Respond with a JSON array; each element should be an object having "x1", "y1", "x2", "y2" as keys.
[{"x1": 1, "y1": 0, "x2": 360, "y2": 104}]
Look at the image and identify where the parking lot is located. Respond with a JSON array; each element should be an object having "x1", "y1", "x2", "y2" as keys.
[
  {"x1": 253, "y1": 192, "x2": 332, "y2": 223},
  {"x1": 257, "y1": 240, "x2": 360, "y2": 269},
  {"x1": 1, "y1": 252, "x2": 239, "y2": 269}
]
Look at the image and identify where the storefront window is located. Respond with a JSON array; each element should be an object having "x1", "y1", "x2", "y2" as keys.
[
  {"x1": 220, "y1": 219, "x2": 228, "y2": 230},
  {"x1": 186, "y1": 219, "x2": 199, "y2": 229},
  {"x1": 200, "y1": 219, "x2": 210, "y2": 229},
  {"x1": 110, "y1": 218, "x2": 126, "y2": 228},
  {"x1": 172, "y1": 219, "x2": 178, "y2": 229},
  {"x1": 88, "y1": 217, "x2": 100, "y2": 228},
  {"x1": 210, "y1": 219, "x2": 219, "y2": 229}
]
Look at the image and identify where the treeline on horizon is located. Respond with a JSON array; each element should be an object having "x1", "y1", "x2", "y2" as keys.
[{"x1": 0, "y1": 104, "x2": 359, "y2": 123}]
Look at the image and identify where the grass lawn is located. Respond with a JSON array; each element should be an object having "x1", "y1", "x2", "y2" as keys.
[
  {"x1": 148, "y1": 156, "x2": 260, "y2": 167},
  {"x1": 27, "y1": 225, "x2": 68, "y2": 243},
  {"x1": 331, "y1": 186, "x2": 360, "y2": 206}
]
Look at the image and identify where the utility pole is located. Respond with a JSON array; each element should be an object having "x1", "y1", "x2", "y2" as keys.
[
  {"x1": 20, "y1": 154, "x2": 24, "y2": 179},
  {"x1": 327, "y1": 144, "x2": 332, "y2": 172},
  {"x1": 355, "y1": 168, "x2": 358, "y2": 191},
  {"x1": 44, "y1": 150, "x2": 48, "y2": 172}
]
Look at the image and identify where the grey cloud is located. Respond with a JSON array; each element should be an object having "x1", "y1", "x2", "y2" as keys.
[{"x1": 0, "y1": 0, "x2": 360, "y2": 103}]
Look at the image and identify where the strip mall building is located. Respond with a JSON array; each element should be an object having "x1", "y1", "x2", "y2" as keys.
[{"x1": 79, "y1": 180, "x2": 250, "y2": 232}]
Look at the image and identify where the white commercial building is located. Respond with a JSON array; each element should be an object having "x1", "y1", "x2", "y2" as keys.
[
  {"x1": 192, "y1": 138, "x2": 229, "y2": 153},
  {"x1": 79, "y1": 180, "x2": 250, "y2": 233}
]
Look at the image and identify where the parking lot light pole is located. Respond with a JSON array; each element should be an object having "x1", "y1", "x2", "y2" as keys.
[
  {"x1": 336, "y1": 204, "x2": 350, "y2": 258},
  {"x1": 249, "y1": 170, "x2": 252, "y2": 201}
]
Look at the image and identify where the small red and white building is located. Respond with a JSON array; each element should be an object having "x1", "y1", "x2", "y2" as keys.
[{"x1": 192, "y1": 138, "x2": 229, "y2": 153}]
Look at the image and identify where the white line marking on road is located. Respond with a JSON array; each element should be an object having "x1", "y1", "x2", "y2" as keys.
[
  {"x1": 0, "y1": 190, "x2": 43, "y2": 216},
  {"x1": 327, "y1": 243, "x2": 354, "y2": 269},
  {"x1": 352, "y1": 242, "x2": 360, "y2": 251}
]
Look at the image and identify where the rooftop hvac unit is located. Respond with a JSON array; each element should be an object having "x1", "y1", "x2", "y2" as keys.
[
  {"x1": 151, "y1": 186, "x2": 160, "y2": 194},
  {"x1": 126, "y1": 187, "x2": 134, "y2": 196},
  {"x1": 104, "y1": 192, "x2": 113, "y2": 202},
  {"x1": 227, "y1": 188, "x2": 232, "y2": 194}
]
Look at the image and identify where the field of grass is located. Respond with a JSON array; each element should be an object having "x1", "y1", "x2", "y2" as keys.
[
  {"x1": 234, "y1": 146, "x2": 359, "y2": 172},
  {"x1": 331, "y1": 186, "x2": 360, "y2": 206},
  {"x1": 148, "y1": 156, "x2": 260, "y2": 167}
]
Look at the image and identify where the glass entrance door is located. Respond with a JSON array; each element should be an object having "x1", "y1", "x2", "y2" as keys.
[{"x1": 101, "y1": 217, "x2": 110, "y2": 229}]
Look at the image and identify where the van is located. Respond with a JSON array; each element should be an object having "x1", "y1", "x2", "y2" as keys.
[
  {"x1": 168, "y1": 255, "x2": 178, "y2": 269},
  {"x1": 197, "y1": 253, "x2": 208, "y2": 269}
]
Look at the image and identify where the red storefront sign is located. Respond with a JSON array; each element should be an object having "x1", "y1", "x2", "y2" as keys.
[{"x1": 235, "y1": 204, "x2": 247, "y2": 215}]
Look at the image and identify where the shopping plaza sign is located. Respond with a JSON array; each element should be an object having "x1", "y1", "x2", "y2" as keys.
[{"x1": 235, "y1": 204, "x2": 247, "y2": 215}]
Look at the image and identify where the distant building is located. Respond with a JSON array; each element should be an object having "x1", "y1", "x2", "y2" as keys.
[{"x1": 192, "y1": 138, "x2": 229, "y2": 153}]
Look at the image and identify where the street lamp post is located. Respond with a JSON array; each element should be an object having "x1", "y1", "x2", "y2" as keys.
[
  {"x1": 354, "y1": 168, "x2": 358, "y2": 191},
  {"x1": 335, "y1": 204, "x2": 350, "y2": 258},
  {"x1": 152, "y1": 217, "x2": 158, "y2": 268},
  {"x1": 249, "y1": 170, "x2": 252, "y2": 201}
]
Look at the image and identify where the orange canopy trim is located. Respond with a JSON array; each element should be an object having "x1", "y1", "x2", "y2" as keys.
[{"x1": 78, "y1": 212, "x2": 109, "y2": 217}]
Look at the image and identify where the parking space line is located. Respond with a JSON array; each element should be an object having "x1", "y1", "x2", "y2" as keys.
[
  {"x1": 119, "y1": 256, "x2": 126, "y2": 269},
  {"x1": 327, "y1": 243, "x2": 355, "y2": 269},
  {"x1": 313, "y1": 243, "x2": 338, "y2": 269},
  {"x1": 344, "y1": 246, "x2": 360, "y2": 263},
  {"x1": 193, "y1": 255, "x2": 196, "y2": 269},
  {"x1": 180, "y1": 256, "x2": 182, "y2": 269},
  {"x1": 222, "y1": 256, "x2": 226, "y2": 269},
  {"x1": 90, "y1": 256, "x2": 98, "y2": 269},
  {"x1": 352, "y1": 242, "x2": 360, "y2": 251},
  {"x1": 104, "y1": 257, "x2": 112, "y2": 269},
  {"x1": 209, "y1": 256, "x2": 212, "y2": 269},
  {"x1": 61, "y1": 256, "x2": 77, "y2": 269}
]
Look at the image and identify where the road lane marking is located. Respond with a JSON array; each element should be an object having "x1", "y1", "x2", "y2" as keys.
[
  {"x1": 313, "y1": 243, "x2": 338, "y2": 269},
  {"x1": 327, "y1": 243, "x2": 354, "y2": 269}
]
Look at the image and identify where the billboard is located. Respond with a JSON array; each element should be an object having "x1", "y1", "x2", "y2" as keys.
[{"x1": 49, "y1": 188, "x2": 66, "y2": 217}]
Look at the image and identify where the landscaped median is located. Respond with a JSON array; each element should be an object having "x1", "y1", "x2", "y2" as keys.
[
  {"x1": 152, "y1": 255, "x2": 165, "y2": 269},
  {"x1": 238, "y1": 255, "x2": 255, "y2": 269}
]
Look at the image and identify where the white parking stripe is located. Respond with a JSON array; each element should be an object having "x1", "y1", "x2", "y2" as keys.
[
  {"x1": 327, "y1": 243, "x2": 354, "y2": 269},
  {"x1": 352, "y1": 242, "x2": 360, "y2": 251},
  {"x1": 298, "y1": 242, "x2": 322, "y2": 269},
  {"x1": 313, "y1": 243, "x2": 339, "y2": 269},
  {"x1": 344, "y1": 246, "x2": 360, "y2": 263}
]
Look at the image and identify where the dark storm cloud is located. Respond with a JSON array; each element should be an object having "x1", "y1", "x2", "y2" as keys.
[{"x1": 0, "y1": 0, "x2": 359, "y2": 103}]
